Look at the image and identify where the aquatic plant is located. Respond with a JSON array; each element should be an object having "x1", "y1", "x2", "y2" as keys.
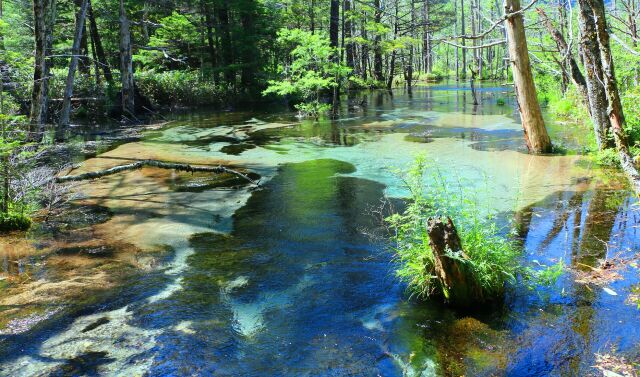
[{"x1": 387, "y1": 157, "x2": 562, "y2": 306}]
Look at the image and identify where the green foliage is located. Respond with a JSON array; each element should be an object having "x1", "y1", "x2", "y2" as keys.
[
  {"x1": 594, "y1": 148, "x2": 621, "y2": 167},
  {"x1": 263, "y1": 28, "x2": 351, "y2": 118},
  {"x1": 134, "y1": 12, "x2": 199, "y2": 69},
  {"x1": 386, "y1": 156, "x2": 521, "y2": 300},
  {"x1": 424, "y1": 70, "x2": 446, "y2": 82},
  {"x1": 622, "y1": 86, "x2": 640, "y2": 146},
  {"x1": 387, "y1": 157, "x2": 565, "y2": 302},
  {"x1": 135, "y1": 70, "x2": 224, "y2": 107},
  {"x1": 496, "y1": 98, "x2": 506, "y2": 106},
  {"x1": 0, "y1": 212, "x2": 32, "y2": 232}
]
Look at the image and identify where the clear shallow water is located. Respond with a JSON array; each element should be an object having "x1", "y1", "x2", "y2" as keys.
[{"x1": 1, "y1": 84, "x2": 639, "y2": 376}]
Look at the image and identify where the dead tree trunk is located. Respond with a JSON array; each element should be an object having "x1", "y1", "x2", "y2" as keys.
[
  {"x1": 504, "y1": 0, "x2": 552, "y2": 154},
  {"x1": 536, "y1": 8, "x2": 590, "y2": 108},
  {"x1": 56, "y1": 160, "x2": 259, "y2": 186},
  {"x1": 588, "y1": 0, "x2": 640, "y2": 194},
  {"x1": 88, "y1": 0, "x2": 113, "y2": 86},
  {"x1": 577, "y1": 0, "x2": 614, "y2": 149},
  {"x1": 59, "y1": 0, "x2": 89, "y2": 128},
  {"x1": 426, "y1": 217, "x2": 485, "y2": 306},
  {"x1": 119, "y1": 0, "x2": 135, "y2": 115}
]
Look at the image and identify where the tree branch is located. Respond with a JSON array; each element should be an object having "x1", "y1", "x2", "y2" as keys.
[{"x1": 55, "y1": 160, "x2": 260, "y2": 186}]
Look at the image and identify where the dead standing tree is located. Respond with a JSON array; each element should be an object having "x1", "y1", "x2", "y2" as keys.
[{"x1": 441, "y1": 0, "x2": 553, "y2": 154}]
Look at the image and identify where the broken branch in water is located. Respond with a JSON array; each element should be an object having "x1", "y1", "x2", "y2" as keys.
[{"x1": 55, "y1": 159, "x2": 260, "y2": 186}]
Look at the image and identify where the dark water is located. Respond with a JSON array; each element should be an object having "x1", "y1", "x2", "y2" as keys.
[{"x1": 1, "y1": 84, "x2": 639, "y2": 376}]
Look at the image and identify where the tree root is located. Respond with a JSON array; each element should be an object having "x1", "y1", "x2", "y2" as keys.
[{"x1": 55, "y1": 159, "x2": 260, "y2": 186}]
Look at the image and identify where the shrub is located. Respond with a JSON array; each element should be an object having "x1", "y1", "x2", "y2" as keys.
[
  {"x1": 386, "y1": 157, "x2": 520, "y2": 301},
  {"x1": 594, "y1": 148, "x2": 620, "y2": 167},
  {"x1": 0, "y1": 212, "x2": 32, "y2": 232},
  {"x1": 135, "y1": 70, "x2": 224, "y2": 107},
  {"x1": 386, "y1": 157, "x2": 563, "y2": 304}
]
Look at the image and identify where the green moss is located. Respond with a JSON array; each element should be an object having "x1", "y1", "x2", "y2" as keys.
[{"x1": 0, "y1": 212, "x2": 32, "y2": 232}]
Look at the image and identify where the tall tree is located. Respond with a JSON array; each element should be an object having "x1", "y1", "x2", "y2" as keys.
[
  {"x1": 504, "y1": 0, "x2": 552, "y2": 153},
  {"x1": 577, "y1": 0, "x2": 614, "y2": 149},
  {"x1": 373, "y1": 0, "x2": 383, "y2": 82},
  {"x1": 29, "y1": 0, "x2": 53, "y2": 139},
  {"x1": 119, "y1": 0, "x2": 134, "y2": 115},
  {"x1": 330, "y1": 0, "x2": 339, "y2": 48},
  {"x1": 584, "y1": 0, "x2": 640, "y2": 192},
  {"x1": 59, "y1": 0, "x2": 89, "y2": 128}
]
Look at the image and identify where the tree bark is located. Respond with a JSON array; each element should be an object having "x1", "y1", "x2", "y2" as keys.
[
  {"x1": 536, "y1": 7, "x2": 590, "y2": 108},
  {"x1": 30, "y1": 0, "x2": 51, "y2": 140},
  {"x1": 345, "y1": 0, "x2": 355, "y2": 70},
  {"x1": 577, "y1": 0, "x2": 614, "y2": 149},
  {"x1": 88, "y1": 0, "x2": 113, "y2": 85},
  {"x1": 216, "y1": 1, "x2": 233, "y2": 86},
  {"x1": 587, "y1": 0, "x2": 640, "y2": 194},
  {"x1": 373, "y1": 0, "x2": 384, "y2": 82},
  {"x1": 56, "y1": 160, "x2": 259, "y2": 186},
  {"x1": 504, "y1": 0, "x2": 552, "y2": 154},
  {"x1": 361, "y1": 11, "x2": 369, "y2": 80},
  {"x1": 59, "y1": 0, "x2": 89, "y2": 128},
  {"x1": 426, "y1": 217, "x2": 485, "y2": 306},
  {"x1": 330, "y1": 0, "x2": 340, "y2": 48},
  {"x1": 119, "y1": 0, "x2": 135, "y2": 115}
]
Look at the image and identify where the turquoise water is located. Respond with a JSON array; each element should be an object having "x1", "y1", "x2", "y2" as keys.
[{"x1": 1, "y1": 84, "x2": 639, "y2": 376}]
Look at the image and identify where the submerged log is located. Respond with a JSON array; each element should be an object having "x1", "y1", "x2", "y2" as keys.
[
  {"x1": 55, "y1": 159, "x2": 260, "y2": 186},
  {"x1": 426, "y1": 217, "x2": 485, "y2": 306}
]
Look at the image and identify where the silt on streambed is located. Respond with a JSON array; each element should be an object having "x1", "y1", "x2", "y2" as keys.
[{"x1": 1, "y1": 84, "x2": 639, "y2": 376}]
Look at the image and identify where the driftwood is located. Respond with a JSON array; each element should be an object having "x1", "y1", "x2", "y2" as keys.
[
  {"x1": 427, "y1": 217, "x2": 485, "y2": 306},
  {"x1": 55, "y1": 159, "x2": 260, "y2": 186}
]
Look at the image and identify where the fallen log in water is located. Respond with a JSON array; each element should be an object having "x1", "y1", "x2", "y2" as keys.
[
  {"x1": 55, "y1": 159, "x2": 260, "y2": 186},
  {"x1": 426, "y1": 217, "x2": 486, "y2": 306}
]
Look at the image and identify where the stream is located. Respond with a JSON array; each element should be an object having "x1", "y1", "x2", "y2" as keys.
[{"x1": 1, "y1": 83, "x2": 639, "y2": 376}]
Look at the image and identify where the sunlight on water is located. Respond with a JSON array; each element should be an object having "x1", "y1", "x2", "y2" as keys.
[{"x1": 1, "y1": 87, "x2": 638, "y2": 376}]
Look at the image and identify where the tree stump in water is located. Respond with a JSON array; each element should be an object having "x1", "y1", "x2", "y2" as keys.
[{"x1": 427, "y1": 217, "x2": 485, "y2": 306}]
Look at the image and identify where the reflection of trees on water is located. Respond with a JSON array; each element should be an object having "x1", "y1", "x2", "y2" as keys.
[{"x1": 513, "y1": 185, "x2": 635, "y2": 375}]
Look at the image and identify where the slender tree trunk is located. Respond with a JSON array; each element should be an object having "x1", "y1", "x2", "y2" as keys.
[
  {"x1": 387, "y1": 0, "x2": 399, "y2": 89},
  {"x1": 587, "y1": 0, "x2": 640, "y2": 193},
  {"x1": 577, "y1": 0, "x2": 614, "y2": 149},
  {"x1": 373, "y1": 0, "x2": 383, "y2": 82},
  {"x1": 423, "y1": 0, "x2": 432, "y2": 73},
  {"x1": 461, "y1": 0, "x2": 467, "y2": 79},
  {"x1": 203, "y1": 4, "x2": 218, "y2": 85},
  {"x1": 536, "y1": 8, "x2": 590, "y2": 107},
  {"x1": 119, "y1": 0, "x2": 135, "y2": 115},
  {"x1": 330, "y1": 0, "x2": 340, "y2": 48},
  {"x1": 30, "y1": 0, "x2": 51, "y2": 140},
  {"x1": 310, "y1": 0, "x2": 315, "y2": 34},
  {"x1": 504, "y1": 0, "x2": 552, "y2": 153},
  {"x1": 59, "y1": 0, "x2": 89, "y2": 128},
  {"x1": 454, "y1": 0, "x2": 459, "y2": 79},
  {"x1": 345, "y1": 0, "x2": 355, "y2": 70},
  {"x1": 88, "y1": 0, "x2": 113, "y2": 85},
  {"x1": 407, "y1": 0, "x2": 415, "y2": 90},
  {"x1": 216, "y1": 1, "x2": 233, "y2": 86},
  {"x1": 361, "y1": 11, "x2": 369, "y2": 80},
  {"x1": 239, "y1": 3, "x2": 256, "y2": 89}
]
